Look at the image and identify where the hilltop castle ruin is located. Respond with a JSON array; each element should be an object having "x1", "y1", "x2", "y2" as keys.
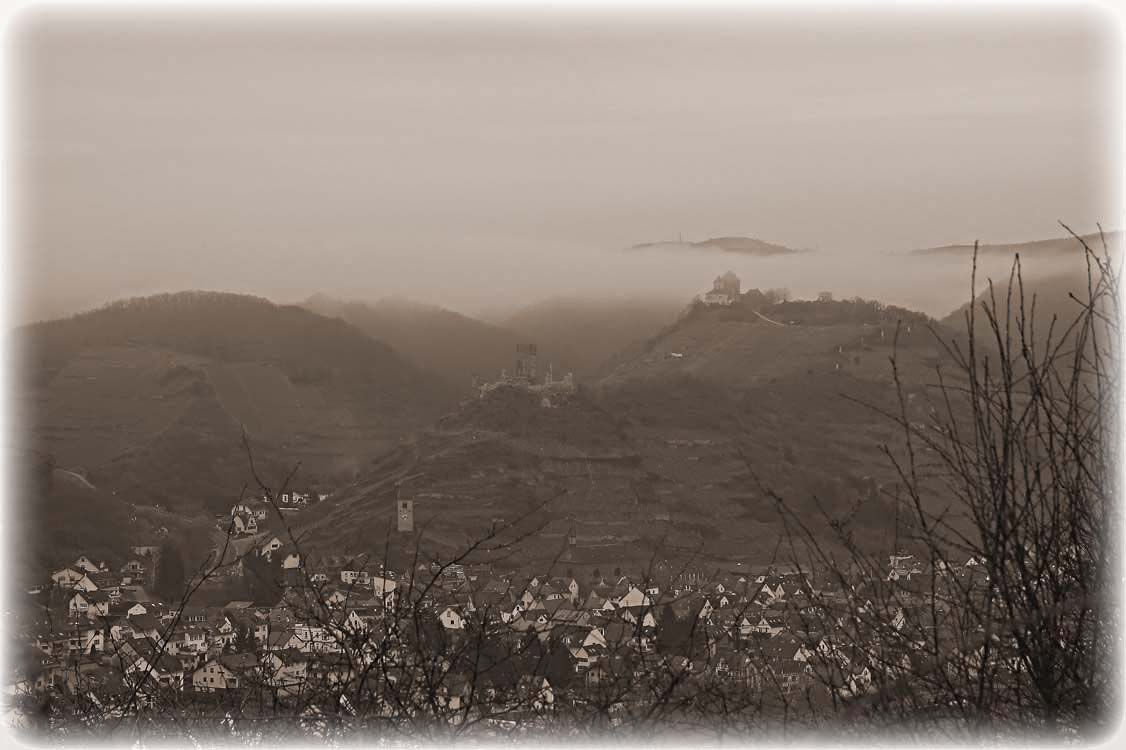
[{"x1": 476, "y1": 343, "x2": 576, "y2": 404}]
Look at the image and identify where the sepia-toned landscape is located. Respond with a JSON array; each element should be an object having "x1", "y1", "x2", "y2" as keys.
[{"x1": 3, "y1": 5, "x2": 1122, "y2": 747}]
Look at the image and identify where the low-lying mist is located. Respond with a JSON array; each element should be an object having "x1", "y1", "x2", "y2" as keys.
[{"x1": 14, "y1": 231, "x2": 1116, "y2": 328}]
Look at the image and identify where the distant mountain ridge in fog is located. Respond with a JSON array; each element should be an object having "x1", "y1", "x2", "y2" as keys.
[
  {"x1": 926, "y1": 231, "x2": 1120, "y2": 344},
  {"x1": 301, "y1": 293, "x2": 524, "y2": 386},
  {"x1": 490, "y1": 296, "x2": 685, "y2": 377},
  {"x1": 628, "y1": 235, "x2": 807, "y2": 256},
  {"x1": 910, "y1": 230, "x2": 1119, "y2": 257},
  {"x1": 940, "y1": 266, "x2": 1115, "y2": 345},
  {"x1": 306, "y1": 292, "x2": 687, "y2": 384}
]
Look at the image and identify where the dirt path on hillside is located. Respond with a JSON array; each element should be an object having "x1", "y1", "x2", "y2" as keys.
[{"x1": 753, "y1": 310, "x2": 786, "y2": 326}]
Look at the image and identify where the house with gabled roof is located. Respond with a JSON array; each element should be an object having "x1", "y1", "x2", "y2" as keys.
[
  {"x1": 479, "y1": 575, "x2": 513, "y2": 594},
  {"x1": 548, "y1": 576, "x2": 581, "y2": 603},
  {"x1": 192, "y1": 653, "x2": 260, "y2": 692},
  {"x1": 540, "y1": 596, "x2": 566, "y2": 616},
  {"x1": 205, "y1": 610, "x2": 236, "y2": 642},
  {"x1": 569, "y1": 645, "x2": 594, "y2": 671},
  {"x1": 104, "y1": 600, "x2": 133, "y2": 621},
  {"x1": 552, "y1": 621, "x2": 593, "y2": 649},
  {"x1": 262, "y1": 648, "x2": 308, "y2": 694},
  {"x1": 471, "y1": 585, "x2": 512, "y2": 614},
  {"x1": 71, "y1": 572, "x2": 100, "y2": 593},
  {"x1": 232, "y1": 500, "x2": 269, "y2": 521},
  {"x1": 121, "y1": 646, "x2": 186, "y2": 691},
  {"x1": 583, "y1": 591, "x2": 614, "y2": 613},
  {"x1": 616, "y1": 586, "x2": 651, "y2": 609},
  {"x1": 737, "y1": 612, "x2": 763, "y2": 639},
  {"x1": 616, "y1": 605, "x2": 657, "y2": 630},
  {"x1": 745, "y1": 614, "x2": 786, "y2": 637},
  {"x1": 550, "y1": 606, "x2": 589, "y2": 626},
  {"x1": 88, "y1": 571, "x2": 122, "y2": 598},
  {"x1": 48, "y1": 565, "x2": 88, "y2": 589},
  {"x1": 539, "y1": 583, "x2": 564, "y2": 601},
  {"x1": 340, "y1": 566, "x2": 374, "y2": 586},
  {"x1": 584, "y1": 659, "x2": 612, "y2": 687},
  {"x1": 124, "y1": 612, "x2": 162, "y2": 642},
  {"x1": 225, "y1": 609, "x2": 268, "y2": 644},
  {"x1": 763, "y1": 633, "x2": 806, "y2": 663},
  {"x1": 756, "y1": 578, "x2": 786, "y2": 602},
  {"x1": 232, "y1": 512, "x2": 258, "y2": 536},
  {"x1": 602, "y1": 620, "x2": 653, "y2": 654},
  {"x1": 260, "y1": 536, "x2": 284, "y2": 560},
  {"x1": 176, "y1": 604, "x2": 208, "y2": 624},
  {"x1": 293, "y1": 622, "x2": 341, "y2": 653},
  {"x1": 340, "y1": 606, "x2": 377, "y2": 636},
  {"x1": 581, "y1": 625, "x2": 608, "y2": 652},
  {"x1": 69, "y1": 589, "x2": 111, "y2": 619},
  {"x1": 265, "y1": 629, "x2": 301, "y2": 653},
  {"x1": 165, "y1": 625, "x2": 209, "y2": 657},
  {"x1": 521, "y1": 610, "x2": 552, "y2": 631},
  {"x1": 74, "y1": 556, "x2": 102, "y2": 574},
  {"x1": 37, "y1": 623, "x2": 105, "y2": 659}
]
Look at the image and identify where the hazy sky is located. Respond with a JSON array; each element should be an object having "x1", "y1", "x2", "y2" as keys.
[{"x1": 8, "y1": 6, "x2": 1123, "y2": 322}]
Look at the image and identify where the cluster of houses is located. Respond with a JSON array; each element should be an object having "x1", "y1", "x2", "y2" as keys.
[
  {"x1": 10, "y1": 538, "x2": 1009, "y2": 722},
  {"x1": 225, "y1": 492, "x2": 327, "y2": 537}
]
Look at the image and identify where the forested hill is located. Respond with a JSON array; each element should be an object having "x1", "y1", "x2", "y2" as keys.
[
  {"x1": 16, "y1": 292, "x2": 462, "y2": 523},
  {"x1": 21, "y1": 291, "x2": 433, "y2": 386}
]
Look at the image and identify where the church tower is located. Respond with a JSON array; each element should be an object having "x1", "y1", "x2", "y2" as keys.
[
  {"x1": 563, "y1": 518, "x2": 577, "y2": 561},
  {"x1": 397, "y1": 498, "x2": 414, "y2": 533}
]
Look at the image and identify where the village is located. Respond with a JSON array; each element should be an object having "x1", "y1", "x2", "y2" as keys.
[{"x1": 9, "y1": 495, "x2": 1012, "y2": 731}]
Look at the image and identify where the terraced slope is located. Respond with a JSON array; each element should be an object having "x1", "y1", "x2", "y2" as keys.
[{"x1": 293, "y1": 300, "x2": 963, "y2": 573}]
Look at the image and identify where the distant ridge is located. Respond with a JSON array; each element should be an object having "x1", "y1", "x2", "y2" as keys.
[
  {"x1": 301, "y1": 293, "x2": 523, "y2": 385},
  {"x1": 628, "y1": 235, "x2": 806, "y2": 256},
  {"x1": 910, "y1": 231, "x2": 1120, "y2": 257},
  {"x1": 494, "y1": 296, "x2": 683, "y2": 376}
]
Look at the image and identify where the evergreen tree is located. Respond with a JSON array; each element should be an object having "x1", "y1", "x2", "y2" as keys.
[
  {"x1": 243, "y1": 552, "x2": 283, "y2": 606},
  {"x1": 540, "y1": 638, "x2": 576, "y2": 690},
  {"x1": 657, "y1": 604, "x2": 688, "y2": 654},
  {"x1": 232, "y1": 622, "x2": 255, "y2": 654},
  {"x1": 153, "y1": 541, "x2": 187, "y2": 602}
]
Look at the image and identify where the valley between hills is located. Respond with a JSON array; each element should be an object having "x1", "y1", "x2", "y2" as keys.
[{"x1": 12, "y1": 232, "x2": 1113, "y2": 585}]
